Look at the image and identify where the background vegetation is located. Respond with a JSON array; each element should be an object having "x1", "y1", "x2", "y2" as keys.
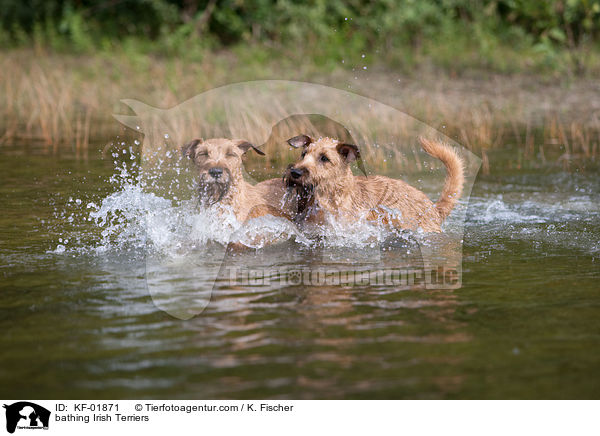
[
  {"x1": 1, "y1": 0, "x2": 599, "y2": 168},
  {"x1": 2, "y1": 0, "x2": 600, "y2": 74}
]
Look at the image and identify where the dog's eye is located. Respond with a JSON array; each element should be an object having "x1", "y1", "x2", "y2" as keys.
[
  {"x1": 301, "y1": 151, "x2": 307, "y2": 159},
  {"x1": 197, "y1": 150, "x2": 208, "y2": 157},
  {"x1": 226, "y1": 152, "x2": 237, "y2": 158},
  {"x1": 320, "y1": 154, "x2": 330, "y2": 163}
]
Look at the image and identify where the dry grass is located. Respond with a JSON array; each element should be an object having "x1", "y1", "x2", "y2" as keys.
[{"x1": 1, "y1": 49, "x2": 599, "y2": 171}]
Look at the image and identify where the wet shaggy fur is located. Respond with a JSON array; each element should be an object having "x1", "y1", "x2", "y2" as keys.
[
  {"x1": 182, "y1": 138, "x2": 293, "y2": 222},
  {"x1": 284, "y1": 136, "x2": 465, "y2": 232}
]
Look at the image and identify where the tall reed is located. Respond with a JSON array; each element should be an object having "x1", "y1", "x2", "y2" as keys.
[{"x1": 1, "y1": 49, "x2": 598, "y2": 170}]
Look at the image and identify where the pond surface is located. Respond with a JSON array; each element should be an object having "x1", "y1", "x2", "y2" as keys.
[{"x1": 1, "y1": 143, "x2": 599, "y2": 399}]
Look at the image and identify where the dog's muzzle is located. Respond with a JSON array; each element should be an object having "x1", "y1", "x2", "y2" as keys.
[
  {"x1": 289, "y1": 167, "x2": 304, "y2": 180},
  {"x1": 283, "y1": 165, "x2": 314, "y2": 216},
  {"x1": 197, "y1": 167, "x2": 232, "y2": 205},
  {"x1": 284, "y1": 165, "x2": 308, "y2": 187},
  {"x1": 208, "y1": 167, "x2": 224, "y2": 179}
]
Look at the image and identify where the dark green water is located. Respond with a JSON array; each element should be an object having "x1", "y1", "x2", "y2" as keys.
[{"x1": 1, "y1": 144, "x2": 599, "y2": 399}]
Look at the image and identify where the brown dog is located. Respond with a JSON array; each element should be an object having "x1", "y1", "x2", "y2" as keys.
[
  {"x1": 182, "y1": 138, "x2": 293, "y2": 222},
  {"x1": 284, "y1": 136, "x2": 464, "y2": 232}
]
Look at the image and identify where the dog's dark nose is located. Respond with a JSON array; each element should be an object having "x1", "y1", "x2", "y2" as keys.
[
  {"x1": 290, "y1": 168, "x2": 304, "y2": 179},
  {"x1": 208, "y1": 167, "x2": 224, "y2": 179}
]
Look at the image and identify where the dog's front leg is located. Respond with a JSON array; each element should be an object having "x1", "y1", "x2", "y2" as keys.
[{"x1": 246, "y1": 204, "x2": 292, "y2": 221}]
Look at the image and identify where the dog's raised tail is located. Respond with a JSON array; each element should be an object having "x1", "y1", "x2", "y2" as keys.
[{"x1": 419, "y1": 137, "x2": 465, "y2": 220}]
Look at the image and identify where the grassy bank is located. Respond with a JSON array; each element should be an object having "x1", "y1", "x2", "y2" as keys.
[
  {"x1": 1, "y1": 46, "x2": 599, "y2": 170},
  {"x1": 2, "y1": 1, "x2": 600, "y2": 167}
]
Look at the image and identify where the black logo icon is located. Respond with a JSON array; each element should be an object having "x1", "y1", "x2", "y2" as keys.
[{"x1": 3, "y1": 402, "x2": 50, "y2": 434}]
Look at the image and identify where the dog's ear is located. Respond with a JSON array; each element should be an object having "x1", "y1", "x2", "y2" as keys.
[
  {"x1": 287, "y1": 135, "x2": 312, "y2": 148},
  {"x1": 182, "y1": 138, "x2": 203, "y2": 158},
  {"x1": 237, "y1": 141, "x2": 265, "y2": 155},
  {"x1": 337, "y1": 143, "x2": 367, "y2": 176},
  {"x1": 337, "y1": 143, "x2": 360, "y2": 162}
]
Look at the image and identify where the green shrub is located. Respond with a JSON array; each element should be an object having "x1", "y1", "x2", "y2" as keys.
[{"x1": 1, "y1": 0, "x2": 599, "y2": 73}]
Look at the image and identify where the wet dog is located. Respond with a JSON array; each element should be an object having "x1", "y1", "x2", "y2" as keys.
[
  {"x1": 182, "y1": 138, "x2": 293, "y2": 222},
  {"x1": 284, "y1": 136, "x2": 464, "y2": 232}
]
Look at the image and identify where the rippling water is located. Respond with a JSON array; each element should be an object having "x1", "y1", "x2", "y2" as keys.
[{"x1": 1, "y1": 144, "x2": 598, "y2": 399}]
